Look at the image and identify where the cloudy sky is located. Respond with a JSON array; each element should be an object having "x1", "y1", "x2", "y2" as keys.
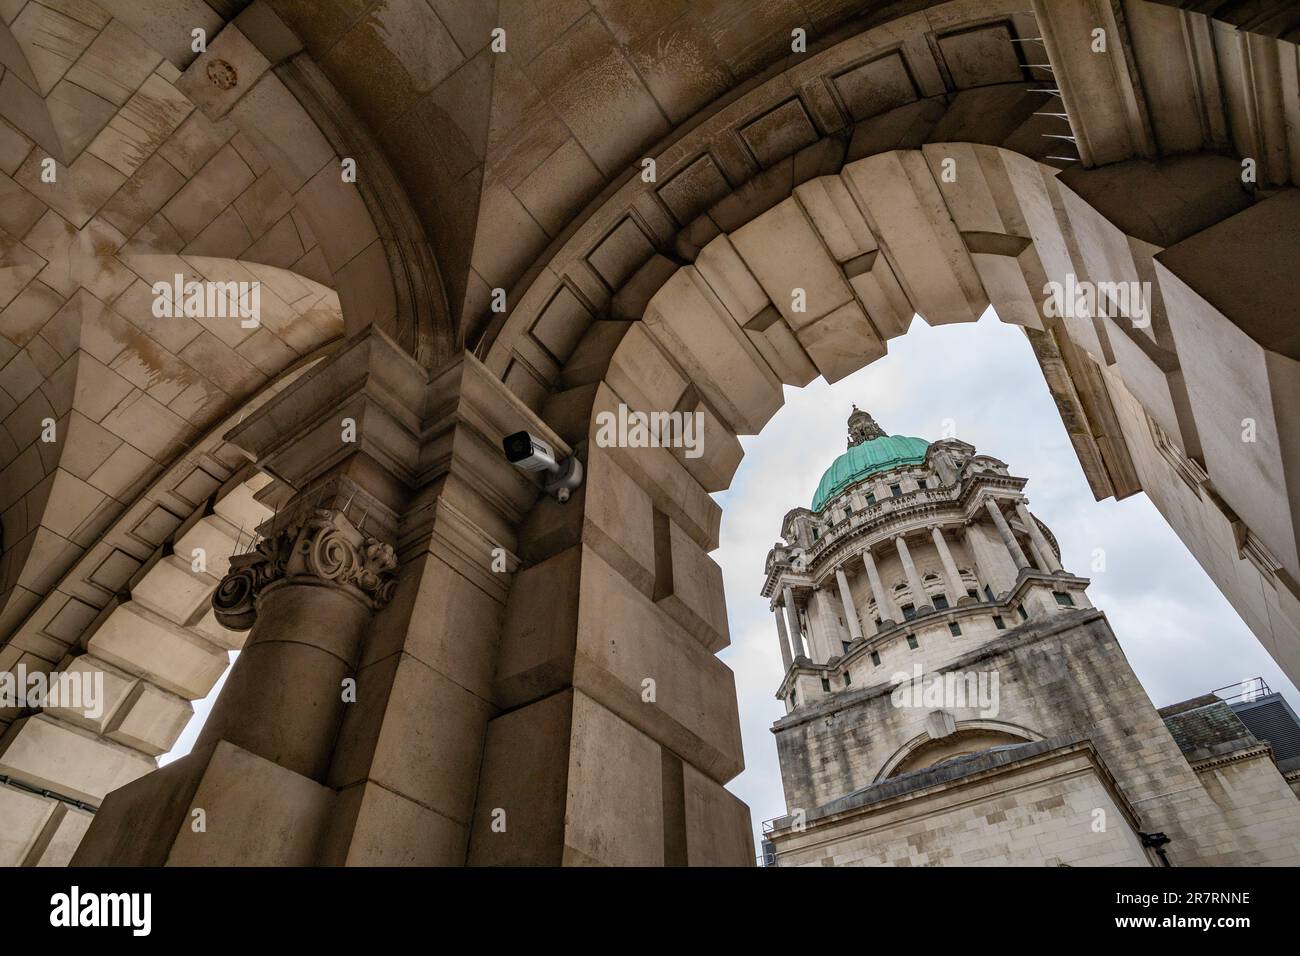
[
  {"x1": 167, "y1": 307, "x2": 1299, "y2": 856},
  {"x1": 713, "y1": 308, "x2": 1300, "y2": 851}
]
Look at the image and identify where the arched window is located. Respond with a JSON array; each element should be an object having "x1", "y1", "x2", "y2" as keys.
[{"x1": 882, "y1": 726, "x2": 1038, "y2": 779}]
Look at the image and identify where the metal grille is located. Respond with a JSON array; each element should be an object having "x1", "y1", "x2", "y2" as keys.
[{"x1": 1230, "y1": 695, "x2": 1300, "y2": 762}]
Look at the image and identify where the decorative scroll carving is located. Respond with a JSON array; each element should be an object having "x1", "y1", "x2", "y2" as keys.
[{"x1": 212, "y1": 508, "x2": 398, "y2": 629}]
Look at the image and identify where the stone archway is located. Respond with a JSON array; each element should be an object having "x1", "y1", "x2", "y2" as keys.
[
  {"x1": 73, "y1": 137, "x2": 1292, "y2": 867},
  {"x1": 465, "y1": 141, "x2": 1299, "y2": 865},
  {"x1": 13, "y1": 0, "x2": 1296, "y2": 867},
  {"x1": 0, "y1": 316, "x2": 342, "y2": 861},
  {"x1": 0, "y1": 0, "x2": 441, "y2": 866}
]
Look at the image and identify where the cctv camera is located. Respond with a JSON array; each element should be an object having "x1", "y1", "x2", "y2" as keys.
[
  {"x1": 503, "y1": 430, "x2": 558, "y2": 473},
  {"x1": 502, "y1": 430, "x2": 584, "y2": 502}
]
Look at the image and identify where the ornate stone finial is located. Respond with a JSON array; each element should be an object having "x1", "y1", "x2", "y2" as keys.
[
  {"x1": 212, "y1": 508, "x2": 399, "y2": 630},
  {"x1": 847, "y1": 405, "x2": 886, "y2": 448}
]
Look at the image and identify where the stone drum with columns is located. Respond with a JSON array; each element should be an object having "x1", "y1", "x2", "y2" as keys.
[{"x1": 763, "y1": 408, "x2": 1300, "y2": 867}]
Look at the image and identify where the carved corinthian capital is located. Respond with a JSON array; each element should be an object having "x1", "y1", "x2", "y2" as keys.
[{"x1": 212, "y1": 508, "x2": 399, "y2": 630}]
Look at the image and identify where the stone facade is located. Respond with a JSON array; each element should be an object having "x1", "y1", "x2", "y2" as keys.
[
  {"x1": 0, "y1": 0, "x2": 1298, "y2": 865},
  {"x1": 772, "y1": 737, "x2": 1153, "y2": 867},
  {"x1": 764, "y1": 411, "x2": 1300, "y2": 866}
]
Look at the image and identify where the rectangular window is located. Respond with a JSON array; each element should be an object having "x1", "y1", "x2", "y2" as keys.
[
  {"x1": 844, "y1": 671, "x2": 852, "y2": 686},
  {"x1": 901, "y1": 603, "x2": 916, "y2": 621},
  {"x1": 1053, "y1": 591, "x2": 1075, "y2": 607},
  {"x1": 870, "y1": 651, "x2": 881, "y2": 666},
  {"x1": 993, "y1": 615, "x2": 1006, "y2": 630},
  {"x1": 948, "y1": 622, "x2": 961, "y2": 636},
  {"x1": 1017, "y1": 605, "x2": 1029, "y2": 621},
  {"x1": 866, "y1": 493, "x2": 876, "y2": 506},
  {"x1": 906, "y1": 634, "x2": 919, "y2": 650},
  {"x1": 933, "y1": 594, "x2": 949, "y2": 610},
  {"x1": 820, "y1": 677, "x2": 830, "y2": 692},
  {"x1": 890, "y1": 484, "x2": 902, "y2": 497},
  {"x1": 983, "y1": 585, "x2": 995, "y2": 602},
  {"x1": 842, "y1": 641, "x2": 852, "y2": 655}
]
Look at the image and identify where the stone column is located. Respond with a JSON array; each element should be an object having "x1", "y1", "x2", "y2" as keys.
[
  {"x1": 862, "y1": 547, "x2": 896, "y2": 625},
  {"x1": 930, "y1": 526, "x2": 967, "y2": 605},
  {"x1": 75, "y1": 329, "x2": 555, "y2": 867},
  {"x1": 774, "y1": 607, "x2": 794, "y2": 670},
  {"x1": 835, "y1": 567, "x2": 864, "y2": 641},
  {"x1": 783, "y1": 586, "x2": 805, "y2": 659},
  {"x1": 985, "y1": 498, "x2": 1030, "y2": 571},
  {"x1": 894, "y1": 534, "x2": 932, "y2": 614},
  {"x1": 1016, "y1": 501, "x2": 1062, "y2": 572},
  {"x1": 962, "y1": 524, "x2": 990, "y2": 597},
  {"x1": 1027, "y1": 537, "x2": 1051, "y2": 574},
  {"x1": 201, "y1": 504, "x2": 398, "y2": 780}
]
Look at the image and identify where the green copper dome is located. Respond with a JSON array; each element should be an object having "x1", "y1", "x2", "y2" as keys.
[{"x1": 811, "y1": 434, "x2": 930, "y2": 512}]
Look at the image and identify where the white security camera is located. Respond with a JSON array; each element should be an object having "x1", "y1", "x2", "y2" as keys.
[{"x1": 502, "y1": 430, "x2": 584, "y2": 502}]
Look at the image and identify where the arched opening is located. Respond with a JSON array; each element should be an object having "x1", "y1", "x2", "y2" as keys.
[
  {"x1": 706, "y1": 310, "x2": 1300, "y2": 849},
  {"x1": 8, "y1": 0, "x2": 1297, "y2": 869},
  {"x1": 456, "y1": 111, "x2": 1298, "y2": 864},
  {"x1": 68, "y1": 136, "x2": 1299, "y2": 867},
  {"x1": 884, "y1": 726, "x2": 1039, "y2": 780}
]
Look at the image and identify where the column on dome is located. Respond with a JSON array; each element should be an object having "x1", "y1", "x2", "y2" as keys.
[
  {"x1": 835, "y1": 567, "x2": 864, "y2": 641},
  {"x1": 862, "y1": 547, "x2": 897, "y2": 625},
  {"x1": 964, "y1": 521, "x2": 1018, "y2": 597},
  {"x1": 1016, "y1": 502, "x2": 1062, "y2": 573},
  {"x1": 894, "y1": 534, "x2": 932, "y2": 614},
  {"x1": 1027, "y1": 536, "x2": 1051, "y2": 574},
  {"x1": 930, "y1": 525, "x2": 968, "y2": 606},
  {"x1": 812, "y1": 586, "x2": 843, "y2": 661},
  {"x1": 774, "y1": 606, "x2": 794, "y2": 670},
  {"x1": 985, "y1": 498, "x2": 1031, "y2": 571},
  {"x1": 783, "y1": 586, "x2": 806, "y2": 659}
]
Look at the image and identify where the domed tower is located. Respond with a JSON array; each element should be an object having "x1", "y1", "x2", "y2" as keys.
[
  {"x1": 760, "y1": 407, "x2": 1300, "y2": 868},
  {"x1": 762, "y1": 408, "x2": 1080, "y2": 703}
]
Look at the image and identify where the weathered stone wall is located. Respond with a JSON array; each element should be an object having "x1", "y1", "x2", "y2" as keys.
[
  {"x1": 1100, "y1": 365, "x2": 1300, "y2": 681},
  {"x1": 774, "y1": 609, "x2": 1290, "y2": 865},
  {"x1": 1187, "y1": 754, "x2": 1300, "y2": 866},
  {"x1": 774, "y1": 744, "x2": 1152, "y2": 867}
]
